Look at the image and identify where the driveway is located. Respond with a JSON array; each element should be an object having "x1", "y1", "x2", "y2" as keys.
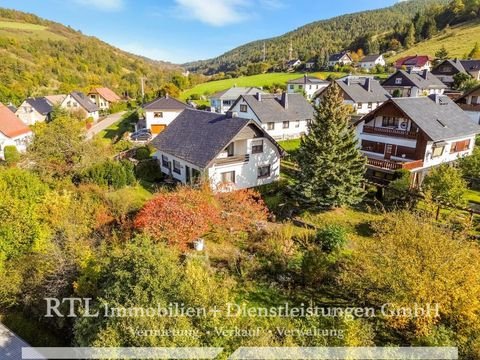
[{"x1": 86, "y1": 111, "x2": 127, "y2": 139}]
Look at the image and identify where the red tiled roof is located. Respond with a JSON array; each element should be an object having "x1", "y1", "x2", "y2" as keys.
[
  {"x1": 0, "y1": 103, "x2": 31, "y2": 138},
  {"x1": 89, "y1": 87, "x2": 121, "y2": 103},
  {"x1": 395, "y1": 55, "x2": 431, "y2": 68}
]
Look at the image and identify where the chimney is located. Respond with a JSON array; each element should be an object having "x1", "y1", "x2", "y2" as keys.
[
  {"x1": 281, "y1": 92, "x2": 288, "y2": 109},
  {"x1": 165, "y1": 93, "x2": 169, "y2": 99},
  {"x1": 304, "y1": 74, "x2": 307, "y2": 86},
  {"x1": 422, "y1": 69, "x2": 428, "y2": 79},
  {"x1": 346, "y1": 76, "x2": 351, "y2": 86},
  {"x1": 256, "y1": 92, "x2": 262, "y2": 101},
  {"x1": 365, "y1": 78, "x2": 372, "y2": 92},
  {"x1": 226, "y1": 111, "x2": 238, "y2": 118}
]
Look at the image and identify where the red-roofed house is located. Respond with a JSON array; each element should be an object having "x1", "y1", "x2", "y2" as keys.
[
  {"x1": 88, "y1": 87, "x2": 122, "y2": 111},
  {"x1": 395, "y1": 55, "x2": 432, "y2": 72},
  {"x1": 0, "y1": 104, "x2": 32, "y2": 159}
]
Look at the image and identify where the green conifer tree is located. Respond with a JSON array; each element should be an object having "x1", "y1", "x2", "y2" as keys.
[{"x1": 295, "y1": 83, "x2": 366, "y2": 209}]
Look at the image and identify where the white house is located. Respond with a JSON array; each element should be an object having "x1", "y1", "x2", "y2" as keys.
[
  {"x1": 315, "y1": 76, "x2": 390, "y2": 115},
  {"x1": 15, "y1": 97, "x2": 54, "y2": 125},
  {"x1": 88, "y1": 87, "x2": 121, "y2": 111},
  {"x1": 151, "y1": 109, "x2": 283, "y2": 191},
  {"x1": 287, "y1": 75, "x2": 329, "y2": 100},
  {"x1": 327, "y1": 52, "x2": 352, "y2": 67},
  {"x1": 456, "y1": 85, "x2": 480, "y2": 124},
  {"x1": 209, "y1": 87, "x2": 265, "y2": 114},
  {"x1": 394, "y1": 55, "x2": 432, "y2": 72},
  {"x1": 0, "y1": 104, "x2": 32, "y2": 159},
  {"x1": 354, "y1": 95, "x2": 480, "y2": 187},
  {"x1": 285, "y1": 59, "x2": 302, "y2": 71},
  {"x1": 61, "y1": 91, "x2": 100, "y2": 121},
  {"x1": 382, "y1": 70, "x2": 446, "y2": 98},
  {"x1": 229, "y1": 92, "x2": 315, "y2": 140},
  {"x1": 358, "y1": 54, "x2": 385, "y2": 71},
  {"x1": 143, "y1": 95, "x2": 191, "y2": 135}
]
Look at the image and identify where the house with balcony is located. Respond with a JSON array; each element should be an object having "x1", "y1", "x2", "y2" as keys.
[
  {"x1": 382, "y1": 69, "x2": 446, "y2": 98},
  {"x1": 229, "y1": 92, "x2": 315, "y2": 140},
  {"x1": 287, "y1": 75, "x2": 329, "y2": 100},
  {"x1": 151, "y1": 108, "x2": 283, "y2": 191},
  {"x1": 88, "y1": 87, "x2": 122, "y2": 112},
  {"x1": 143, "y1": 95, "x2": 191, "y2": 135},
  {"x1": 210, "y1": 87, "x2": 265, "y2": 114},
  {"x1": 0, "y1": 103, "x2": 32, "y2": 160},
  {"x1": 327, "y1": 52, "x2": 352, "y2": 67},
  {"x1": 315, "y1": 76, "x2": 390, "y2": 115},
  {"x1": 15, "y1": 97, "x2": 54, "y2": 125},
  {"x1": 456, "y1": 85, "x2": 480, "y2": 124},
  {"x1": 60, "y1": 91, "x2": 100, "y2": 121},
  {"x1": 355, "y1": 95, "x2": 480, "y2": 187},
  {"x1": 394, "y1": 55, "x2": 432, "y2": 72}
]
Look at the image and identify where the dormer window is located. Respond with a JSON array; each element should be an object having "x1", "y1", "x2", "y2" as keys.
[{"x1": 395, "y1": 78, "x2": 402, "y2": 85}]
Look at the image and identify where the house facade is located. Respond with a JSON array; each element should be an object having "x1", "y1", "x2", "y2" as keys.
[
  {"x1": 61, "y1": 92, "x2": 100, "y2": 121},
  {"x1": 285, "y1": 59, "x2": 302, "y2": 71},
  {"x1": 16, "y1": 97, "x2": 54, "y2": 125},
  {"x1": 143, "y1": 95, "x2": 191, "y2": 134},
  {"x1": 327, "y1": 52, "x2": 352, "y2": 67},
  {"x1": 229, "y1": 92, "x2": 314, "y2": 140},
  {"x1": 287, "y1": 75, "x2": 329, "y2": 100},
  {"x1": 358, "y1": 54, "x2": 386, "y2": 71},
  {"x1": 355, "y1": 95, "x2": 480, "y2": 187},
  {"x1": 88, "y1": 87, "x2": 121, "y2": 111},
  {"x1": 394, "y1": 55, "x2": 432, "y2": 72},
  {"x1": 382, "y1": 70, "x2": 446, "y2": 98},
  {"x1": 151, "y1": 109, "x2": 283, "y2": 191},
  {"x1": 456, "y1": 85, "x2": 480, "y2": 124},
  {"x1": 210, "y1": 87, "x2": 265, "y2": 114},
  {"x1": 316, "y1": 76, "x2": 390, "y2": 115},
  {"x1": 0, "y1": 104, "x2": 32, "y2": 159}
]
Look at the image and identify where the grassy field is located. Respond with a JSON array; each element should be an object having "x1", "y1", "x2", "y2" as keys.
[
  {"x1": 180, "y1": 72, "x2": 344, "y2": 101},
  {"x1": 0, "y1": 20, "x2": 65, "y2": 41},
  {"x1": 391, "y1": 20, "x2": 480, "y2": 61}
]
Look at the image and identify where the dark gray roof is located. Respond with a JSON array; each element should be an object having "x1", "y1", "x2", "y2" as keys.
[
  {"x1": 232, "y1": 93, "x2": 314, "y2": 123},
  {"x1": 26, "y1": 97, "x2": 53, "y2": 115},
  {"x1": 359, "y1": 54, "x2": 382, "y2": 63},
  {"x1": 455, "y1": 84, "x2": 480, "y2": 103},
  {"x1": 0, "y1": 322, "x2": 46, "y2": 360},
  {"x1": 7, "y1": 105, "x2": 16, "y2": 113},
  {"x1": 383, "y1": 70, "x2": 446, "y2": 90},
  {"x1": 334, "y1": 77, "x2": 390, "y2": 103},
  {"x1": 460, "y1": 60, "x2": 480, "y2": 73},
  {"x1": 210, "y1": 87, "x2": 265, "y2": 101},
  {"x1": 328, "y1": 52, "x2": 351, "y2": 62},
  {"x1": 287, "y1": 76, "x2": 329, "y2": 85},
  {"x1": 151, "y1": 109, "x2": 281, "y2": 168},
  {"x1": 143, "y1": 96, "x2": 190, "y2": 111},
  {"x1": 363, "y1": 95, "x2": 480, "y2": 141},
  {"x1": 432, "y1": 59, "x2": 466, "y2": 75},
  {"x1": 70, "y1": 91, "x2": 99, "y2": 113}
]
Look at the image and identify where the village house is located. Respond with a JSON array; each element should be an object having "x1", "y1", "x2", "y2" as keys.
[
  {"x1": 61, "y1": 91, "x2": 100, "y2": 121},
  {"x1": 0, "y1": 103, "x2": 32, "y2": 159},
  {"x1": 287, "y1": 75, "x2": 329, "y2": 100},
  {"x1": 151, "y1": 109, "x2": 283, "y2": 190},
  {"x1": 304, "y1": 57, "x2": 316, "y2": 70},
  {"x1": 15, "y1": 97, "x2": 54, "y2": 125},
  {"x1": 456, "y1": 85, "x2": 480, "y2": 124},
  {"x1": 432, "y1": 59, "x2": 480, "y2": 87},
  {"x1": 210, "y1": 87, "x2": 266, "y2": 114},
  {"x1": 143, "y1": 95, "x2": 191, "y2": 135},
  {"x1": 394, "y1": 55, "x2": 432, "y2": 72},
  {"x1": 382, "y1": 70, "x2": 446, "y2": 97},
  {"x1": 285, "y1": 59, "x2": 302, "y2": 72},
  {"x1": 358, "y1": 54, "x2": 386, "y2": 71},
  {"x1": 229, "y1": 92, "x2": 314, "y2": 140},
  {"x1": 88, "y1": 87, "x2": 122, "y2": 112},
  {"x1": 44, "y1": 94, "x2": 66, "y2": 106},
  {"x1": 355, "y1": 94, "x2": 480, "y2": 187},
  {"x1": 327, "y1": 52, "x2": 353, "y2": 67},
  {"x1": 316, "y1": 76, "x2": 390, "y2": 115}
]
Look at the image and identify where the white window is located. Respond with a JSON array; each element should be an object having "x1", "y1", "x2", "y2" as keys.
[
  {"x1": 240, "y1": 104, "x2": 248, "y2": 112},
  {"x1": 395, "y1": 78, "x2": 402, "y2": 85},
  {"x1": 154, "y1": 112, "x2": 163, "y2": 118},
  {"x1": 432, "y1": 146, "x2": 444, "y2": 158},
  {"x1": 221, "y1": 171, "x2": 235, "y2": 184},
  {"x1": 257, "y1": 165, "x2": 271, "y2": 179},
  {"x1": 161, "y1": 155, "x2": 169, "y2": 168},
  {"x1": 267, "y1": 122, "x2": 275, "y2": 130},
  {"x1": 252, "y1": 139, "x2": 264, "y2": 154},
  {"x1": 289, "y1": 85, "x2": 294, "y2": 90},
  {"x1": 283, "y1": 121, "x2": 290, "y2": 129},
  {"x1": 173, "y1": 160, "x2": 181, "y2": 174},
  {"x1": 295, "y1": 120, "x2": 300, "y2": 128}
]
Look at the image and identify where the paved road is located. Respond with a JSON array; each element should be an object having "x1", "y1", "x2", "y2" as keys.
[{"x1": 86, "y1": 111, "x2": 127, "y2": 139}]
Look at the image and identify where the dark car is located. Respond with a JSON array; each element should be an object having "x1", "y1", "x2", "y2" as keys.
[{"x1": 130, "y1": 129, "x2": 152, "y2": 142}]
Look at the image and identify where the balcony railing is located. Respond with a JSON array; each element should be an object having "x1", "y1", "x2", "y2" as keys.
[
  {"x1": 214, "y1": 154, "x2": 250, "y2": 165},
  {"x1": 363, "y1": 126, "x2": 417, "y2": 139},
  {"x1": 367, "y1": 158, "x2": 423, "y2": 171}
]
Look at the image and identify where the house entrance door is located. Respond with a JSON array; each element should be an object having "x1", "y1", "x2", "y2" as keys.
[{"x1": 385, "y1": 144, "x2": 393, "y2": 160}]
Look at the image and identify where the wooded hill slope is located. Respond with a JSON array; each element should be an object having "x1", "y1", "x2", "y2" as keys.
[
  {"x1": 0, "y1": 8, "x2": 181, "y2": 105},
  {"x1": 184, "y1": 0, "x2": 451, "y2": 74}
]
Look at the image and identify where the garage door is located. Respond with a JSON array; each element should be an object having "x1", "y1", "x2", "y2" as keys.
[{"x1": 151, "y1": 124, "x2": 166, "y2": 134}]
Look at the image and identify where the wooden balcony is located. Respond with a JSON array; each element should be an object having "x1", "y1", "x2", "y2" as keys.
[
  {"x1": 214, "y1": 154, "x2": 250, "y2": 165},
  {"x1": 363, "y1": 126, "x2": 417, "y2": 139},
  {"x1": 367, "y1": 158, "x2": 423, "y2": 171}
]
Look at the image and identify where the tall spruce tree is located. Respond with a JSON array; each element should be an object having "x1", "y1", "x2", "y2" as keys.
[{"x1": 295, "y1": 83, "x2": 366, "y2": 209}]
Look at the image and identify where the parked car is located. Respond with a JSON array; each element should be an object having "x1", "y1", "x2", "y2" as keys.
[{"x1": 130, "y1": 129, "x2": 152, "y2": 142}]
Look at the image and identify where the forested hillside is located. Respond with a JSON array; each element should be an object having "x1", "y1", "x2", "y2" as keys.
[
  {"x1": 184, "y1": 0, "x2": 455, "y2": 74},
  {"x1": 0, "y1": 8, "x2": 182, "y2": 105}
]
